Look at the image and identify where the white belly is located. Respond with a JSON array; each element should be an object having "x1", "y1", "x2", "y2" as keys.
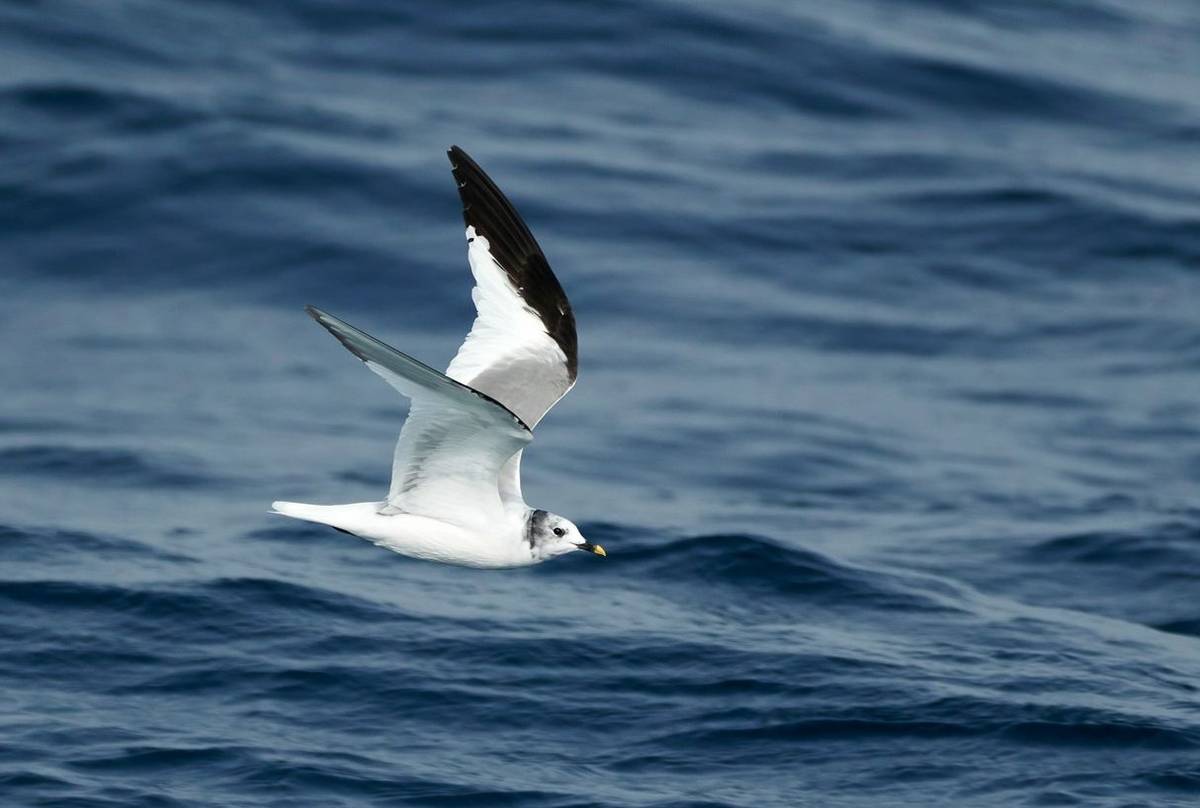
[{"x1": 270, "y1": 500, "x2": 534, "y2": 568}]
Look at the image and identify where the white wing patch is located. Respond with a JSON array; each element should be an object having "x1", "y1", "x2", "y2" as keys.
[
  {"x1": 445, "y1": 228, "x2": 574, "y2": 430},
  {"x1": 383, "y1": 401, "x2": 530, "y2": 528},
  {"x1": 304, "y1": 307, "x2": 531, "y2": 529}
]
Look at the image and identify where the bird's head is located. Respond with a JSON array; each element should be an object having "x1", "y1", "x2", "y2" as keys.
[{"x1": 527, "y1": 510, "x2": 605, "y2": 561}]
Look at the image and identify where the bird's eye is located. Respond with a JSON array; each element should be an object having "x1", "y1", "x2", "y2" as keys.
[{"x1": 553, "y1": 527, "x2": 566, "y2": 537}]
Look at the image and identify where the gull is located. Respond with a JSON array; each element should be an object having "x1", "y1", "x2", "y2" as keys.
[{"x1": 271, "y1": 146, "x2": 605, "y2": 568}]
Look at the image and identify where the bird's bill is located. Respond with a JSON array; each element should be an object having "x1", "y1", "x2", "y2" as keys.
[{"x1": 577, "y1": 541, "x2": 606, "y2": 557}]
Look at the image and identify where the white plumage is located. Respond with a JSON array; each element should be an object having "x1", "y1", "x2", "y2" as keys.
[
  {"x1": 271, "y1": 147, "x2": 604, "y2": 568},
  {"x1": 447, "y1": 228, "x2": 574, "y2": 429}
]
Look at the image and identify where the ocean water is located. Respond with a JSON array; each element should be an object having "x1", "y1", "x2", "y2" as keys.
[{"x1": 2, "y1": 0, "x2": 1200, "y2": 805}]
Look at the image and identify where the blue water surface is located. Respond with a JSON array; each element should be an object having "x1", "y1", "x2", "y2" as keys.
[{"x1": 2, "y1": 1, "x2": 1200, "y2": 805}]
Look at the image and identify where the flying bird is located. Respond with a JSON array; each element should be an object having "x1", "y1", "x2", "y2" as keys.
[{"x1": 271, "y1": 146, "x2": 604, "y2": 568}]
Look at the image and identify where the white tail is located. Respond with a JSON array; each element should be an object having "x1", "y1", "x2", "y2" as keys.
[
  {"x1": 269, "y1": 500, "x2": 385, "y2": 537},
  {"x1": 270, "y1": 500, "x2": 324, "y2": 521}
]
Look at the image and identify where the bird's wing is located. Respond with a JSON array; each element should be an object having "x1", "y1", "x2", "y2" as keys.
[
  {"x1": 444, "y1": 146, "x2": 578, "y2": 434},
  {"x1": 306, "y1": 306, "x2": 531, "y2": 529}
]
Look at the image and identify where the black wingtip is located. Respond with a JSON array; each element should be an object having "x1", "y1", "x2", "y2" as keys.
[{"x1": 443, "y1": 146, "x2": 578, "y2": 380}]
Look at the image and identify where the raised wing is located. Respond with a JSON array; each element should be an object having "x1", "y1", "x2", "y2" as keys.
[
  {"x1": 444, "y1": 146, "x2": 577, "y2": 430},
  {"x1": 306, "y1": 306, "x2": 531, "y2": 528}
]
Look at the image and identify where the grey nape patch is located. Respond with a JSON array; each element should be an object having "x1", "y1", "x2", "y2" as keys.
[{"x1": 526, "y1": 509, "x2": 549, "y2": 548}]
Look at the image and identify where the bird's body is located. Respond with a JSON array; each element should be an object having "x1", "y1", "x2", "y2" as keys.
[
  {"x1": 271, "y1": 147, "x2": 604, "y2": 568},
  {"x1": 271, "y1": 501, "x2": 536, "y2": 568}
]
